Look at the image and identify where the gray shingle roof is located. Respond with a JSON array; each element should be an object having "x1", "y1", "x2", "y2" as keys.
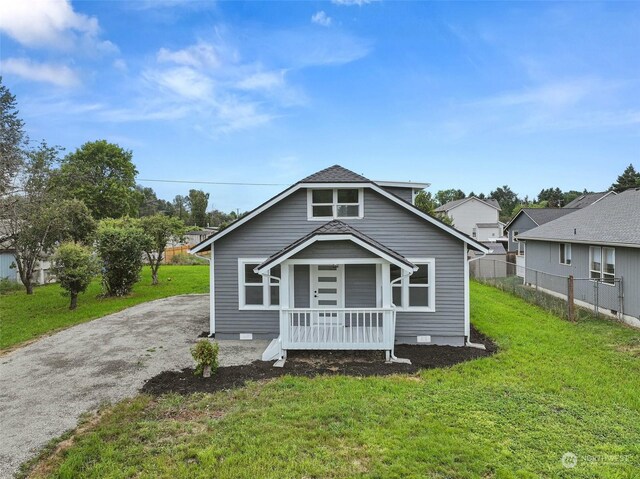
[
  {"x1": 300, "y1": 165, "x2": 369, "y2": 183},
  {"x1": 435, "y1": 197, "x2": 501, "y2": 212},
  {"x1": 482, "y1": 242, "x2": 506, "y2": 255},
  {"x1": 564, "y1": 191, "x2": 615, "y2": 209},
  {"x1": 523, "y1": 208, "x2": 579, "y2": 226},
  {"x1": 518, "y1": 188, "x2": 640, "y2": 247},
  {"x1": 257, "y1": 220, "x2": 416, "y2": 271}
]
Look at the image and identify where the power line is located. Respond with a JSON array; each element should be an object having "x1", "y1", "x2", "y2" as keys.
[{"x1": 138, "y1": 178, "x2": 288, "y2": 186}]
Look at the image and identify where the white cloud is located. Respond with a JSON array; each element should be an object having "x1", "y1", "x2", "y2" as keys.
[
  {"x1": 1, "y1": 58, "x2": 80, "y2": 87},
  {"x1": 157, "y1": 42, "x2": 221, "y2": 69},
  {"x1": 331, "y1": 0, "x2": 377, "y2": 5},
  {"x1": 113, "y1": 59, "x2": 128, "y2": 71},
  {"x1": 0, "y1": 0, "x2": 113, "y2": 52},
  {"x1": 236, "y1": 71, "x2": 285, "y2": 91},
  {"x1": 144, "y1": 66, "x2": 214, "y2": 101},
  {"x1": 311, "y1": 11, "x2": 332, "y2": 27}
]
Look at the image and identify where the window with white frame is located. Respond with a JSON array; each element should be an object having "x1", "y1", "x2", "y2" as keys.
[
  {"x1": 389, "y1": 259, "x2": 435, "y2": 311},
  {"x1": 308, "y1": 188, "x2": 362, "y2": 219},
  {"x1": 238, "y1": 259, "x2": 280, "y2": 309},
  {"x1": 589, "y1": 246, "x2": 615, "y2": 284},
  {"x1": 559, "y1": 243, "x2": 572, "y2": 265},
  {"x1": 517, "y1": 240, "x2": 525, "y2": 256}
]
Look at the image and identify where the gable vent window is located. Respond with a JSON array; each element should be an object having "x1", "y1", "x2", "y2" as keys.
[{"x1": 308, "y1": 188, "x2": 363, "y2": 220}]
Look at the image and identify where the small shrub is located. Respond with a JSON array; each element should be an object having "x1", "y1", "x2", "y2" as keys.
[
  {"x1": 191, "y1": 340, "x2": 219, "y2": 377},
  {"x1": 51, "y1": 242, "x2": 98, "y2": 309},
  {"x1": 0, "y1": 278, "x2": 22, "y2": 295},
  {"x1": 96, "y1": 219, "x2": 149, "y2": 296},
  {"x1": 170, "y1": 253, "x2": 208, "y2": 265}
]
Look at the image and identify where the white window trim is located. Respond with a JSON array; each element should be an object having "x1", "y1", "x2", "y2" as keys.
[
  {"x1": 238, "y1": 258, "x2": 280, "y2": 310},
  {"x1": 307, "y1": 188, "x2": 364, "y2": 221},
  {"x1": 392, "y1": 258, "x2": 436, "y2": 312},
  {"x1": 589, "y1": 246, "x2": 616, "y2": 286},
  {"x1": 559, "y1": 243, "x2": 572, "y2": 265}
]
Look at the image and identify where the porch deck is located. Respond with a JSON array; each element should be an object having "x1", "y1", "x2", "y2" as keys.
[{"x1": 281, "y1": 308, "x2": 395, "y2": 351}]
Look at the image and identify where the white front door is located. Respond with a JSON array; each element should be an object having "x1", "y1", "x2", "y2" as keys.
[
  {"x1": 311, "y1": 264, "x2": 344, "y2": 308},
  {"x1": 311, "y1": 265, "x2": 344, "y2": 326}
]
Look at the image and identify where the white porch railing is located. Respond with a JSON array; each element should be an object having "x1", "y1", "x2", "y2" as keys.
[{"x1": 280, "y1": 308, "x2": 396, "y2": 350}]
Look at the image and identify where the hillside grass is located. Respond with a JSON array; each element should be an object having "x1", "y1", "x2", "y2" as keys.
[
  {"x1": 0, "y1": 265, "x2": 208, "y2": 351},
  {"x1": 24, "y1": 282, "x2": 640, "y2": 478}
]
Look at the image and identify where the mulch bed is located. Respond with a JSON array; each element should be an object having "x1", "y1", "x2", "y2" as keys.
[{"x1": 142, "y1": 326, "x2": 497, "y2": 396}]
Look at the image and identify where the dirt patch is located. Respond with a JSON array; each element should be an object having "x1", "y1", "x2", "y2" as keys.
[{"x1": 142, "y1": 327, "x2": 496, "y2": 396}]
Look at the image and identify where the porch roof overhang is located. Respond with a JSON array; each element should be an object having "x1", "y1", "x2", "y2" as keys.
[{"x1": 255, "y1": 220, "x2": 417, "y2": 275}]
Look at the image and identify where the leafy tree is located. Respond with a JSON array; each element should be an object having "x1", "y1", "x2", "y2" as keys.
[
  {"x1": 57, "y1": 199, "x2": 97, "y2": 244},
  {"x1": 537, "y1": 187, "x2": 564, "y2": 207},
  {"x1": 610, "y1": 164, "x2": 640, "y2": 192},
  {"x1": 51, "y1": 242, "x2": 98, "y2": 310},
  {"x1": 414, "y1": 191, "x2": 454, "y2": 226},
  {"x1": 96, "y1": 218, "x2": 149, "y2": 296},
  {"x1": 187, "y1": 189, "x2": 209, "y2": 227},
  {"x1": 136, "y1": 185, "x2": 174, "y2": 217},
  {"x1": 0, "y1": 78, "x2": 26, "y2": 196},
  {"x1": 140, "y1": 214, "x2": 186, "y2": 285},
  {"x1": 435, "y1": 189, "x2": 465, "y2": 207},
  {"x1": 55, "y1": 140, "x2": 139, "y2": 219},
  {"x1": 489, "y1": 185, "x2": 520, "y2": 222},
  {"x1": 0, "y1": 142, "x2": 62, "y2": 294},
  {"x1": 172, "y1": 195, "x2": 189, "y2": 221}
]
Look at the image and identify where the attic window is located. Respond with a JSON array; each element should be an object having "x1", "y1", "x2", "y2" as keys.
[{"x1": 308, "y1": 188, "x2": 363, "y2": 220}]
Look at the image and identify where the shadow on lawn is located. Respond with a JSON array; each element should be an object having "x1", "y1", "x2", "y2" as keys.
[{"x1": 142, "y1": 326, "x2": 497, "y2": 396}]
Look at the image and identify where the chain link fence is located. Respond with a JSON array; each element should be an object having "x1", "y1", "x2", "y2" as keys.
[{"x1": 470, "y1": 256, "x2": 624, "y2": 321}]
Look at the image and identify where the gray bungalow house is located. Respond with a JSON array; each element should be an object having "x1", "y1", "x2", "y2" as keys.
[
  {"x1": 504, "y1": 208, "x2": 579, "y2": 254},
  {"x1": 518, "y1": 188, "x2": 640, "y2": 328},
  {"x1": 190, "y1": 165, "x2": 488, "y2": 362}
]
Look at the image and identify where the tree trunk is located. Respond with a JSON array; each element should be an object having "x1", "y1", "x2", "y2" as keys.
[
  {"x1": 152, "y1": 264, "x2": 159, "y2": 285},
  {"x1": 70, "y1": 292, "x2": 78, "y2": 310},
  {"x1": 203, "y1": 365, "x2": 211, "y2": 378},
  {"x1": 25, "y1": 281, "x2": 34, "y2": 295}
]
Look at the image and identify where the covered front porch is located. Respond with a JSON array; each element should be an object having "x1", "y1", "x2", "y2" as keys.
[{"x1": 255, "y1": 221, "x2": 417, "y2": 363}]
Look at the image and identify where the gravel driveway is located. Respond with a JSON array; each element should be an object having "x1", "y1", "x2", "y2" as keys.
[{"x1": 0, "y1": 294, "x2": 267, "y2": 478}]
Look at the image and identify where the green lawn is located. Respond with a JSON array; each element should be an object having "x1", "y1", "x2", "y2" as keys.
[
  {"x1": 25, "y1": 282, "x2": 640, "y2": 478},
  {"x1": 0, "y1": 265, "x2": 208, "y2": 351}
]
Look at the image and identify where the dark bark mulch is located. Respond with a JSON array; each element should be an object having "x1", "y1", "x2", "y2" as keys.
[{"x1": 142, "y1": 326, "x2": 497, "y2": 396}]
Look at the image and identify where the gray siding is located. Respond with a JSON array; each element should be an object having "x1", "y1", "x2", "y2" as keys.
[
  {"x1": 214, "y1": 188, "x2": 466, "y2": 341},
  {"x1": 381, "y1": 186, "x2": 413, "y2": 203},
  {"x1": 507, "y1": 214, "x2": 538, "y2": 252},
  {"x1": 294, "y1": 265, "x2": 310, "y2": 308},
  {"x1": 525, "y1": 240, "x2": 640, "y2": 319},
  {"x1": 344, "y1": 264, "x2": 377, "y2": 307},
  {"x1": 292, "y1": 241, "x2": 377, "y2": 259}
]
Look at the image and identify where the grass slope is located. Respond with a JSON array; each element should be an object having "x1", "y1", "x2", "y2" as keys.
[
  {"x1": 0, "y1": 265, "x2": 208, "y2": 351},
  {"x1": 25, "y1": 282, "x2": 640, "y2": 478}
]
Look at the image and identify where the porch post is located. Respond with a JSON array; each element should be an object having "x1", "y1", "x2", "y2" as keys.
[
  {"x1": 279, "y1": 262, "x2": 290, "y2": 350},
  {"x1": 381, "y1": 262, "x2": 391, "y2": 307}
]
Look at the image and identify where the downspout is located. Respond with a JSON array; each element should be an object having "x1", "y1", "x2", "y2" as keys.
[
  {"x1": 465, "y1": 247, "x2": 490, "y2": 348},
  {"x1": 387, "y1": 267, "x2": 415, "y2": 362},
  {"x1": 189, "y1": 248, "x2": 214, "y2": 337}
]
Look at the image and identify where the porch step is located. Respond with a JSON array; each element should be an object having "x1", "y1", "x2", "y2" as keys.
[{"x1": 261, "y1": 337, "x2": 282, "y2": 361}]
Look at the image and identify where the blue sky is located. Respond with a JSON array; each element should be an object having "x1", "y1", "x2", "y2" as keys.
[{"x1": 1, "y1": 1, "x2": 639, "y2": 212}]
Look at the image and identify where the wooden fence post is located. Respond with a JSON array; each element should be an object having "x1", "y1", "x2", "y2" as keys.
[{"x1": 567, "y1": 275, "x2": 575, "y2": 322}]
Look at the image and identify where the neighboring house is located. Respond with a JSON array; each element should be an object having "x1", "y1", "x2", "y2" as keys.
[
  {"x1": 504, "y1": 208, "x2": 579, "y2": 254},
  {"x1": 184, "y1": 227, "x2": 219, "y2": 247},
  {"x1": 518, "y1": 188, "x2": 640, "y2": 327},
  {"x1": 0, "y1": 223, "x2": 52, "y2": 285},
  {"x1": 190, "y1": 165, "x2": 488, "y2": 362},
  {"x1": 563, "y1": 191, "x2": 616, "y2": 209},
  {"x1": 435, "y1": 197, "x2": 503, "y2": 241}
]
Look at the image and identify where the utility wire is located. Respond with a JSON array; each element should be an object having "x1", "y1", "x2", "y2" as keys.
[{"x1": 138, "y1": 178, "x2": 288, "y2": 186}]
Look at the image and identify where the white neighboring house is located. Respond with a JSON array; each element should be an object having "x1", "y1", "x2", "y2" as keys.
[{"x1": 435, "y1": 197, "x2": 503, "y2": 241}]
